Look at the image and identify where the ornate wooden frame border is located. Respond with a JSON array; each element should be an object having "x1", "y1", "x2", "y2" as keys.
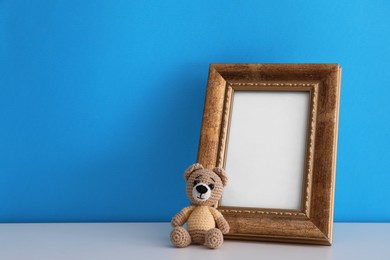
[{"x1": 197, "y1": 64, "x2": 342, "y2": 245}]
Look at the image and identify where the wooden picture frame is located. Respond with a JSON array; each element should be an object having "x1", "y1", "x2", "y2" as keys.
[{"x1": 197, "y1": 64, "x2": 342, "y2": 245}]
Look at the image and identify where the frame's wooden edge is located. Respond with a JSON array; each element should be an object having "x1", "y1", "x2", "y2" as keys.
[
  {"x1": 211, "y1": 63, "x2": 340, "y2": 70},
  {"x1": 324, "y1": 65, "x2": 342, "y2": 244},
  {"x1": 210, "y1": 64, "x2": 340, "y2": 82},
  {"x1": 225, "y1": 234, "x2": 331, "y2": 246},
  {"x1": 308, "y1": 65, "x2": 341, "y2": 244},
  {"x1": 223, "y1": 212, "x2": 332, "y2": 244},
  {"x1": 197, "y1": 66, "x2": 227, "y2": 169}
]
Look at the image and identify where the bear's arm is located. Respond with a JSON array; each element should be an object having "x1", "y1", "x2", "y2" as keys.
[
  {"x1": 171, "y1": 205, "x2": 195, "y2": 227},
  {"x1": 209, "y1": 207, "x2": 230, "y2": 234}
]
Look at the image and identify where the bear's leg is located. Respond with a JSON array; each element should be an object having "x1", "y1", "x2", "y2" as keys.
[
  {"x1": 170, "y1": 227, "x2": 191, "y2": 248},
  {"x1": 204, "y1": 228, "x2": 224, "y2": 249}
]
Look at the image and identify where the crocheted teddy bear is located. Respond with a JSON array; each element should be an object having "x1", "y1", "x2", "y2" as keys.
[{"x1": 170, "y1": 163, "x2": 230, "y2": 249}]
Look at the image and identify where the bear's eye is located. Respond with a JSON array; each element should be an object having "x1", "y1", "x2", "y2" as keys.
[
  {"x1": 193, "y1": 180, "x2": 200, "y2": 186},
  {"x1": 209, "y1": 184, "x2": 214, "y2": 190}
]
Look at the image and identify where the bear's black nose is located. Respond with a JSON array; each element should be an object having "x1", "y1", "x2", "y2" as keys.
[{"x1": 196, "y1": 184, "x2": 208, "y2": 194}]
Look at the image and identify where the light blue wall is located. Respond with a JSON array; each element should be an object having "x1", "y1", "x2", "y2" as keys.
[{"x1": 1, "y1": 0, "x2": 389, "y2": 222}]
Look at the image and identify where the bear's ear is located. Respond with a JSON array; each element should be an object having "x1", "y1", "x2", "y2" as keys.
[
  {"x1": 213, "y1": 167, "x2": 228, "y2": 186},
  {"x1": 184, "y1": 163, "x2": 204, "y2": 181}
]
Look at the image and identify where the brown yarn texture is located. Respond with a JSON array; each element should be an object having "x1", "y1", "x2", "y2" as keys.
[{"x1": 170, "y1": 163, "x2": 230, "y2": 249}]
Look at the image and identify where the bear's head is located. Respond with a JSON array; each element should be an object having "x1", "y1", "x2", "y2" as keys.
[{"x1": 184, "y1": 163, "x2": 228, "y2": 206}]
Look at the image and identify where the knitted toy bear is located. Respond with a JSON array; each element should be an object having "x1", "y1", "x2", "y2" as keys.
[{"x1": 170, "y1": 163, "x2": 230, "y2": 249}]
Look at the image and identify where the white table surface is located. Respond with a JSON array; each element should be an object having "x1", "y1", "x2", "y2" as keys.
[{"x1": 0, "y1": 223, "x2": 388, "y2": 260}]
